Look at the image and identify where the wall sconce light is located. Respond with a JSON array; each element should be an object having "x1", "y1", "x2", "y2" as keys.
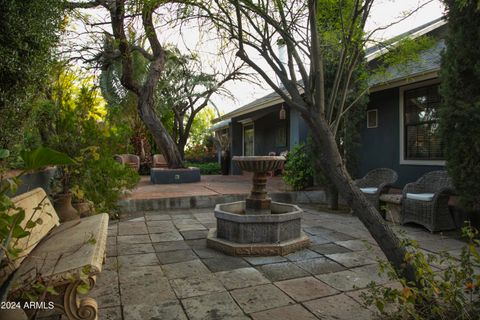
[{"x1": 279, "y1": 105, "x2": 286, "y2": 120}]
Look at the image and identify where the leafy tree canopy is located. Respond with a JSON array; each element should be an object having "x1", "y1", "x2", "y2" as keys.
[{"x1": 0, "y1": 0, "x2": 65, "y2": 149}]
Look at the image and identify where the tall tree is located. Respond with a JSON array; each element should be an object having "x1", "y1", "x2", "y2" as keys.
[
  {"x1": 65, "y1": 1, "x2": 245, "y2": 168},
  {"x1": 0, "y1": 0, "x2": 64, "y2": 149},
  {"x1": 194, "y1": 0, "x2": 430, "y2": 282},
  {"x1": 440, "y1": 0, "x2": 480, "y2": 211},
  {"x1": 156, "y1": 49, "x2": 246, "y2": 159}
]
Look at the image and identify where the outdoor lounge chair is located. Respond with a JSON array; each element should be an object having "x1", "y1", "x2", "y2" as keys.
[
  {"x1": 152, "y1": 154, "x2": 169, "y2": 168},
  {"x1": 401, "y1": 170, "x2": 456, "y2": 232},
  {"x1": 354, "y1": 168, "x2": 398, "y2": 210},
  {"x1": 114, "y1": 154, "x2": 140, "y2": 171}
]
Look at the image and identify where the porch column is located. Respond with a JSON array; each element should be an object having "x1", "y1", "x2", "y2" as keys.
[{"x1": 289, "y1": 108, "x2": 300, "y2": 150}]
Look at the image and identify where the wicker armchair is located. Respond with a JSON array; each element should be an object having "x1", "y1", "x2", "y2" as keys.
[
  {"x1": 114, "y1": 154, "x2": 140, "y2": 172},
  {"x1": 152, "y1": 154, "x2": 168, "y2": 168},
  {"x1": 354, "y1": 168, "x2": 398, "y2": 210},
  {"x1": 401, "y1": 170, "x2": 455, "y2": 232}
]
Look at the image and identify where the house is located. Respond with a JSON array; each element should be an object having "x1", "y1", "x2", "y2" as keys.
[{"x1": 211, "y1": 17, "x2": 447, "y2": 186}]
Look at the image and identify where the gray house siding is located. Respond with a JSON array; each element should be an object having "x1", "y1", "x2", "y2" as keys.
[
  {"x1": 358, "y1": 87, "x2": 444, "y2": 187},
  {"x1": 228, "y1": 104, "x2": 309, "y2": 174}
]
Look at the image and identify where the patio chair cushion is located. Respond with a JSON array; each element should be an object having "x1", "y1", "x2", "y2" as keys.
[
  {"x1": 406, "y1": 193, "x2": 435, "y2": 201},
  {"x1": 360, "y1": 187, "x2": 378, "y2": 194}
]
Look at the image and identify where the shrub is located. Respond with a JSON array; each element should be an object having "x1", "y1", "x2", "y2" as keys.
[
  {"x1": 439, "y1": 0, "x2": 480, "y2": 210},
  {"x1": 185, "y1": 162, "x2": 221, "y2": 175},
  {"x1": 361, "y1": 224, "x2": 480, "y2": 319},
  {"x1": 282, "y1": 143, "x2": 314, "y2": 190},
  {"x1": 72, "y1": 147, "x2": 140, "y2": 216}
]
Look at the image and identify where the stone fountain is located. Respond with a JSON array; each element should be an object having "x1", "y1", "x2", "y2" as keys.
[{"x1": 206, "y1": 156, "x2": 310, "y2": 256}]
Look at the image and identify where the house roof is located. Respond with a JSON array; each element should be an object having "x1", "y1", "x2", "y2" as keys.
[
  {"x1": 213, "y1": 17, "x2": 446, "y2": 124},
  {"x1": 365, "y1": 17, "x2": 446, "y2": 61},
  {"x1": 368, "y1": 39, "x2": 444, "y2": 87}
]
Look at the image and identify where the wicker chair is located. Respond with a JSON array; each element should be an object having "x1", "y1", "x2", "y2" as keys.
[
  {"x1": 401, "y1": 170, "x2": 455, "y2": 232},
  {"x1": 114, "y1": 154, "x2": 140, "y2": 172},
  {"x1": 354, "y1": 168, "x2": 398, "y2": 210},
  {"x1": 152, "y1": 154, "x2": 168, "y2": 168}
]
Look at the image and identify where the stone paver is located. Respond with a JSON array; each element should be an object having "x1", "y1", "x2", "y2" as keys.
[
  {"x1": 310, "y1": 243, "x2": 352, "y2": 255},
  {"x1": 117, "y1": 242, "x2": 155, "y2": 255},
  {"x1": 202, "y1": 256, "x2": 250, "y2": 272},
  {"x1": 258, "y1": 262, "x2": 309, "y2": 281},
  {"x1": 118, "y1": 221, "x2": 149, "y2": 235},
  {"x1": 231, "y1": 284, "x2": 295, "y2": 313},
  {"x1": 162, "y1": 259, "x2": 211, "y2": 279},
  {"x1": 123, "y1": 301, "x2": 188, "y2": 320},
  {"x1": 90, "y1": 270, "x2": 120, "y2": 308},
  {"x1": 117, "y1": 234, "x2": 151, "y2": 244},
  {"x1": 325, "y1": 251, "x2": 376, "y2": 268},
  {"x1": 79, "y1": 207, "x2": 468, "y2": 320},
  {"x1": 315, "y1": 269, "x2": 373, "y2": 291},
  {"x1": 119, "y1": 266, "x2": 176, "y2": 305},
  {"x1": 181, "y1": 291, "x2": 246, "y2": 320},
  {"x1": 304, "y1": 293, "x2": 375, "y2": 320},
  {"x1": 336, "y1": 239, "x2": 375, "y2": 251},
  {"x1": 274, "y1": 276, "x2": 339, "y2": 302},
  {"x1": 117, "y1": 253, "x2": 159, "y2": 269},
  {"x1": 170, "y1": 274, "x2": 226, "y2": 298},
  {"x1": 145, "y1": 213, "x2": 171, "y2": 220},
  {"x1": 295, "y1": 257, "x2": 345, "y2": 275},
  {"x1": 153, "y1": 240, "x2": 190, "y2": 252},
  {"x1": 193, "y1": 247, "x2": 227, "y2": 259},
  {"x1": 250, "y1": 304, "x2": 318, "y2": 320},
  {"x1": 98, "y1": 306, "x2": 123, "y2": 320},
  {"x1": 181, "y1": 229, "x2": 209, "y2": 240},
  {"x1": 244, "y1": 255, "x2": 287, "y2": 265},
  {"x1": 157, "y1": 249, "x2": 198, "y2": 264},
  {"x1": 285, "y1": 249, "x2": 322, "y2": 261},
  {"x1": 150, "y1": 231, "x2": 183, "y2": 242},
  {"x1": 186, "y1": 239, "x2": 207, "y2": 249},
  {"x1": 216, "y1": 267, "x2": 270, "y2": 290}
]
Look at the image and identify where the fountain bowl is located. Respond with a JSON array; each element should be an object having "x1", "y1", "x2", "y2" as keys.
[{"x1": 233, "y1": 156, "x2": 285, "y2": 173}]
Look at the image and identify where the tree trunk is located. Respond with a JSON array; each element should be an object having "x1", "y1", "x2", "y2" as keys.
[
  {"x1": 303, "y1": 113, "x2": 416, "y2": 282},
  {"x1": 326, "y1": 183, "x2": 339, "y2": 210},
  {"x1": 138, "y1": 96, "x2": 184, "y2": 168}
]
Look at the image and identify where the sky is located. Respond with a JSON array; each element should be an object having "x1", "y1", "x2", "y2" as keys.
[{"x1": 70, "y1": 0, "x2": 445, "y2": 116}]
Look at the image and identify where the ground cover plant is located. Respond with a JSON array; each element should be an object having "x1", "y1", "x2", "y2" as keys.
[{"x1": 362, "y1": 224, "x2": 480, "y2": 319}]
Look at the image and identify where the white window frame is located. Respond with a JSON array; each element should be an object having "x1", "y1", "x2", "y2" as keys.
[
  {"x1": 399, "y1": 79, "x2": 445, "y2": 166},
  {"x1": 242, "y1": 122, "x2": 255, "y2": 156},
  {"x1": 366, "y1": 109, "x2": 378, "y2": 128}
]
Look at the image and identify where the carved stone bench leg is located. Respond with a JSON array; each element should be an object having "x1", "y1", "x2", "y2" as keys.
[{"x1": 54, "y1": 276, "x2": 98, "y2": 320}]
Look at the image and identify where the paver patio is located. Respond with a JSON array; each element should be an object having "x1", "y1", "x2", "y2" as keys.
[
  {"x1": 74, "y1": 205, "x2": 466, "y2": 320},
  {"x1": 125, "y1": 175, "x2": 292, "y2": 200}
]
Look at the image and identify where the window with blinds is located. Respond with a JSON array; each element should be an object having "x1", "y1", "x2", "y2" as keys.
[{"x1": 404, "y1": 84, "x2": 444, "y2": 160}]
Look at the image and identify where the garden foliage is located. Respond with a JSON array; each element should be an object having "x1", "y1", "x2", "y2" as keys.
[
  {"x1": 0, "y1": 0, "x2": 64, "y2": 150},
  {"x1": 362, "y1": 225, "x2": 480, "y2": 319},
  {"x1": 439, "y1": 0, "x2": 480, "y2": 210},
  {"x1": 30, "y1": 66, "x2": 139, "y2": 215},
  {"x1": 282, "y1": 143, "x2": 315, "y2": 191}
]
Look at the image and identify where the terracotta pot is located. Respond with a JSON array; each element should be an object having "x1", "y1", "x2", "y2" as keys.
[
  {"x1": 54, "y1": 193, "x2": 79, "y2": 222},
  {"x1": 73, "y1": 201, "x2": 94, "y2": 218}
]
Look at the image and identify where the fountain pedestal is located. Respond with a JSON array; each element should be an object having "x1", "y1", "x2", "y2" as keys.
[{"x1": 207, "y1": 156, "x2": 310, "y2": 256}]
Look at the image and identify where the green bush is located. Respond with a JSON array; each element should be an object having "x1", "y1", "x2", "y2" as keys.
[
  {"x1": 184, "y1": 162, "x2": 221, "y2": 175},
  {"x1": 439, "y1": 0, "x2": 480, "y2": 210},
  {"x1": 73, "y1": 147, "x2": 140, "y2": 216},
  {"x1": 282, "y1": 143, "x2": 314, "y2": 190},
  {"x1": 361, "y1": 224, "x2": 480, "y2": 319}
]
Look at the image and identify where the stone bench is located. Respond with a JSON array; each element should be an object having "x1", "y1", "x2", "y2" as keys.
[
  {"x1": 380, "y1": 194, "x2": 402, "y2": 224},
  {"x1": 1, "y1": 188, "x2": 108, "y2": 320}
]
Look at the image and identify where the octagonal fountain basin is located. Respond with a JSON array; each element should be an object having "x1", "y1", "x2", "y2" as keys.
[{"x1": 206, "y1": 201, "x2": 310, "y2": 256}]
